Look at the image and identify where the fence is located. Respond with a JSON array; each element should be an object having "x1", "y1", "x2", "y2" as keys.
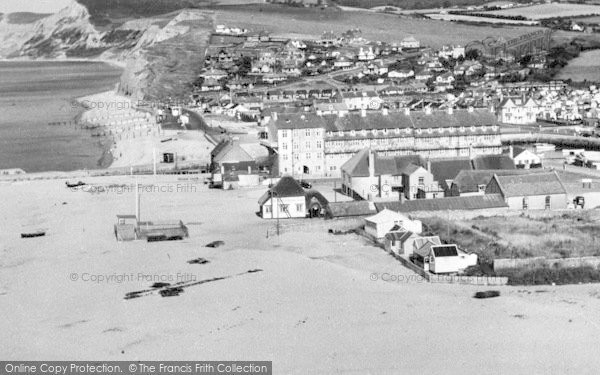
[
  {"x1": 429, "y1": 275, "x2": 508, "y2": 285},
  {"x1": 494, "y1": 256, "x2": 600, "y2": 271}
]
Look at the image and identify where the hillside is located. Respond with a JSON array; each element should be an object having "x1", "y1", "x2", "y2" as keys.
[{"x1": 331, "y1": 0, "x2": 531, "y2": 9}]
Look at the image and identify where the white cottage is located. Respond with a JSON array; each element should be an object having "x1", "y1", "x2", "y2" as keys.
[
  {"x1": 258, "y1": 176, "x2": 307, "y2": 219},
  {"x1": 364, "y1": 209, "x2": 422, "y2": 239}
]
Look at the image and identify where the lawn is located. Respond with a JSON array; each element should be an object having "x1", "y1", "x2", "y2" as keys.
[
  {"x1": 215, "y1": 4, "x2": 539, "y2": 47},
  {"x1": 486, "y1": 3, "x2": 600, "y2": 20}
]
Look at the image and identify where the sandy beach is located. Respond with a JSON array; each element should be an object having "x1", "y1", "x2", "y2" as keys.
[
  {"x1": 1, "y1": 176, "x2": 600, "y2": 373},
  {"x1": 78, "y1": 90, "x2": 214, "y2": 170}
]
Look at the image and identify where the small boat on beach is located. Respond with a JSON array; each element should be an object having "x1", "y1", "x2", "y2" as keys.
[
  {"x1": 21, "y1": 231, "x2": 46, "y2": 238},
  {"x1": 65, "y1": 181, "x2": 86, "y2": 188}
]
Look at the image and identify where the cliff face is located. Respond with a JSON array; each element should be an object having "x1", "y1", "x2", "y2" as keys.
[
  {"x1": 0, "y1": 1, "x2": 103, "y2": 58},
  {"x1": 0, "y1": 0, "x2": 212, "y2": 101}
]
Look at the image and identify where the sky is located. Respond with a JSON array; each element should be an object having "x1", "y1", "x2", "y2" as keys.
[{"x1": 0, "y1": 0, "x2": 72, "y2": 14}]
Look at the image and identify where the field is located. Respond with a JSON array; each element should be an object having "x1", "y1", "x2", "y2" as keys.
[
  {"x1": 332, "y1": 0, "x2": 531, "y2": 10},
  {"x1": 574, "y1": 15, "x2": 600, "y2": 23},
  {"x1": 426, "y1": 12, "x2": 539, "y2": 25},
  {"x1": 486, "y1": 3, "x2": 600, "y2": 20},
  {"x1": 556, "y1": 49, "x2": 600, "y2": 82},
  {"x1": 214, "y1": 4, "x2": 539, "y2": 47},
  {"x1": 424, "y1": 210, "x2": 600, "y2": 263}
]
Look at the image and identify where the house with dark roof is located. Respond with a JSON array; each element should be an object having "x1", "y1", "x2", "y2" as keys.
[
  {"x1": 472, "y1": 154, "x2": 515, "y2": 170},
  {"x1": 340, "y1": 148, "x2": 440, "y2": 201},
  {"x1": 485, "y1": 171, "x2": 568, "y2": 210},
  {"x1": 448, "y1": 169, "x2": 544, "y2": 197},
  {"x1": 258, "y1": 176, "x2": 307, "y2": 218},
  {"x1": 211, "y1": 139, "x2": 257, "y2": 174}
]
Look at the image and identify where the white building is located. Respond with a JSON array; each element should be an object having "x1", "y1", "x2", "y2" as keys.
[
  {"x1": 510, "y1": 146, "x2": 542, "y2": 169},
  {"x1": 364, "y1": 209, "x2": 423, "y2": 239},
  {"x1": 497, "y1": 97, "x2": 541, "y2": 125},
  {"x1": 258, "y1": 176, "x2": 307, "y2": 219}
]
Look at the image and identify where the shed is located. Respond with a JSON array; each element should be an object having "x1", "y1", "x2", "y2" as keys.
[{"x1": 364, "y1": 208, "x2": 422, "y2": 239}]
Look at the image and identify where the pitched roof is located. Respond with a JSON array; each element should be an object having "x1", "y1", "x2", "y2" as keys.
[
  {"x1": 271, "y1": 176, "x2": 306, "y2": 197},
  {"x1": 384, "y1": 230, "x2": 416, "y2": 242},
  {"x1": 472, "y1": 154, "x2": 515, "y2": 170},
  {"x1": 212, "y1": 140, "x2": 254, "y2": 164},
  {"x1": 432, "y1": 245, "x2": 459, "y2": 257},
  {"x1": 493, "y1": 171, "x2": 567, "y2": 197},
  {"x1": 414, "y1": 236, "x2": 442, "y2": 258},
  {"x1": 258, "y1": 176, "x2": 305, "y2": 205},
  {"x1": 341, "y1": 149, "x2": 370, "y2": 177},
  {"x1": 375, "y1": 194, "x2": 507, "y2": 212},
  {"x1": 340, "y1": 149, "x2": 427, "y2": 178},
  {"x1": 429, "y1": 158, "x2": 473, "y2": 184},
  {"x1": 452, "y1": 169, "x2": 543, "y2": 193},
  {"x1": 365, "y1": 208, "x2": 411, "y2": 224}
]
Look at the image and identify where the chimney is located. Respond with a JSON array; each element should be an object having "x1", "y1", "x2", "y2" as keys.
[
  {"x1": 469, "y1": 145, "x2": 474, "y2": 160},
  {"x1": 447, "y1": 107, "x2": 453, "y2": 115},
  {"x1": 361, "y1": 109, "x2": 367, "y2": 117},
  {"x1": 404, "y1": 107, "x2": 410, "y2": 116},
  {"x1": 273, "y1": 111, "x2": 278, "y2": 120},
  {"x1": 338, "y1": 111, "x2": 345, "y2": 118},
  {"x1": 248, "y1": 165, "x2": 252, "y2": 174},
  {"x1": 467, "y1": 106, "x2": 474, "y2": 113},
  {"x1": 221, "y1": 165, "x2": 225, "y2": 174},
  {"x1": 382, "y1": 107, "x2": 389, "y2": 116},
  {"x1": 509, "y1": 145, "x2": 514, "y2": 159},
  {"x1": 368, "y1": 149, "x2": 375, "y2": 178},
  {"x1": 426, "y1": 158, "x2": 431, "y2": 172},
  {"x1": 425, "y1": 106, "x2": 432, "y2": 115}
]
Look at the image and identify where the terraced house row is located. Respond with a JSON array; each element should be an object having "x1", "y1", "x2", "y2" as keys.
[{"x1": 262, "y1": 107, "x2": 502, "y2": 177}]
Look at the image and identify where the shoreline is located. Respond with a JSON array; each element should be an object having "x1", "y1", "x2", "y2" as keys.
[{"x1": 0, "y1": 56, "x2": 127, "y2": 69}]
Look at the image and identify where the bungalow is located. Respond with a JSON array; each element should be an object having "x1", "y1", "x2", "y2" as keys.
[
  {"x1": 258, "y1": 176, "x2": 307, "y2": 219},
  {"x1": 364, "y1": 208, "x2": 423, "y2": 239},
  {"x1": 384, "y1": 229, "x2": 420, "y2": 256},
  {"x1": 210, "y1": 139, "x2": 257, "y2": 174},
  {"x1": 509, "y1": 146, "x2": 542, "y2": 169},
  {"x1": 413, "y1": 240, "x2": 478, "y2": 274},
  {"x1": 485, "y1": 171, "x2": 568, "y2": 210}
]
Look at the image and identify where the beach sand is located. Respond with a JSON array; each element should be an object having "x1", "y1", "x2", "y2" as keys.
[
  {"x1": 1, "y1": 176, "x2": 600, "y2": 373},
  {"x1": 78, "y1": 90, "x2": 214, "y2": 170}
]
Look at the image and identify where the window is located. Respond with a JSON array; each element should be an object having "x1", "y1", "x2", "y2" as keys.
[
  {"x1": 283, "y1": 154, "x2": 288, "y2": 160},
  {"x1": 418, "y1": 177, "x2": 425, "y2": 185},
  {"x1": 305, "y1": 141, "x2": 310, "y2": 149},
  {"x1": 279, "y1": 204, "x2": 289, "y2": 213},
  {"x1": 306, "y1": 153, "x2": 311, "y2": 159},
  {"x1": 282, "y1": 143, "x2": 288, "y2": 150},
  {"x1": 265, "y1": 205, "x2": 271, "y2": 213},
  {"x1": 316, "y1": 141, "x2": 322, "y2": 149},
  {"x1": 305, "y1": 129, "x2": 311, "y2": 136},
  {"x1": 282, "y1": 130, "x2": 288, "y2": 138},
  {"x1": 296, "y1": 203, "x2": 303, "y2": 212},
  {"x1": 545, "y1": 196, "x2": 551, "y2": 209}
]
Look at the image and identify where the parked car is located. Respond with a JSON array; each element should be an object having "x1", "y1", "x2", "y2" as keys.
[{"x1": 300, "y1": 181, "x2": 312, "y2": 189}]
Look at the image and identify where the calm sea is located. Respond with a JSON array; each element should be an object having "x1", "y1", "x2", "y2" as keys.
[{"x1": 0, "y1": 60, "x2": 122, "y2": 173}]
